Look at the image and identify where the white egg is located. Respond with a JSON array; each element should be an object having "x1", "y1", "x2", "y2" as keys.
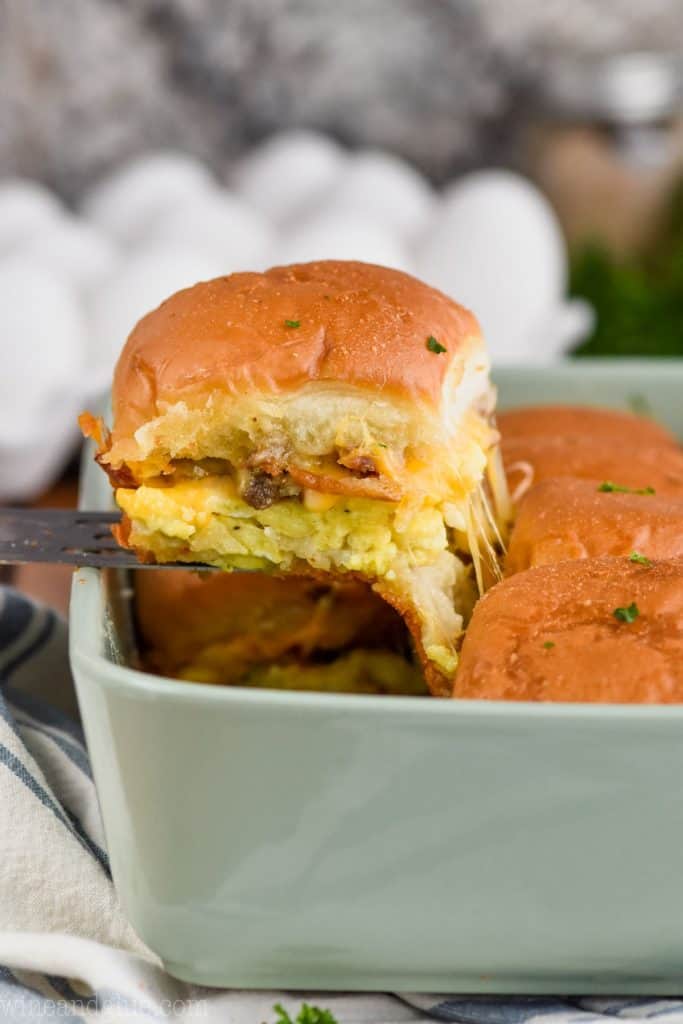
[
  {"x1": 0, "y1": 179, "x2": 64, "y2": 253},
  {"x1": 87, "y1": 242, "x2": 224, "y2": 390},
  {"x1": 0, "y1": 257, "x2": 86, "y2": 498},
  {"x1": 325, "y1": 150, "x2": 435, "y2": 240},
  {"x1": 417, "y1": 171, "x2": 567, "y2": 363},
  {"x1": 81, "y1": 151, "x2": 215, "y2": 244},
  {"x1": 13, "y1": 215, "x2": 119, "y2": 294},
  {"x1": 146, "y1": 190, "x2": 275, "y2": 273},
  {"x1": 232, "y1": 131, "x2": 346, "y2": 224},
  {"x1": 270, "y1": 209, "x2": 412, "y2": 273},
  {"x1": 528, "y1": 298, "x2": 595, "y2": 364}
]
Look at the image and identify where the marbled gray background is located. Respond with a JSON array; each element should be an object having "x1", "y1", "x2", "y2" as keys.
[{"x1": 1, "y1": 0, "x2": 682, "y2": 199}]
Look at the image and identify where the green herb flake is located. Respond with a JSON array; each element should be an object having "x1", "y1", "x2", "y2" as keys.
[
  {"x1": 613, "y1": 601, "x2": 640, "y2": 624},
  {"x1": 542, "y1": 641, "x2": 555, "y2": 650},
  {"x1": 629, "y1": 551, "x2": 652, "y2": 567},
  {"x1": 426, "y1": 335, "x2": 447, "y2": 354},
  {"x1": 284, "y1": 319, "x2": 301, "y2": 329},
  {"x1": 598, "y1": 481, "x2": 655, "y2": 495},
  {"x1": 273, "y1": 1003, "x2": 339, "y2": 1024}
]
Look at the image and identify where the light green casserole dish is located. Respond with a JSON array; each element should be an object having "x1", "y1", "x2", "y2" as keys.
[{"x1": 70, "y1": 360, "x2": 683, "y2": 992}]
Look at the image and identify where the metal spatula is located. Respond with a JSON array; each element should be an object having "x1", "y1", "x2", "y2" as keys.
[{"x1": 0, "y1": 508, "x2": 212, "y2": 570}]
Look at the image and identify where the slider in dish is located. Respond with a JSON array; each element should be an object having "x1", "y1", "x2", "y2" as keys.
[
  {"x1": 455, "y1": 555, "x2": 683, "y2": 703},
  {"x1": 135, "y1": 570, "x2": 426, "y2": 695},
  {"x1": 497, "y1": 405, "x2": 678, "y2": 450},
  {"x1": 83, "y1": 261, "x2": 508, "y2": 695},
  {"x1": 503, "y1": 434, "x2": 683, "y2": 505},
  {"x1": 499, "y1": 403, "x2": 683, "y2": 505},
  {"x1": 505, "y1": 477, "x2": 683, "y2": 575}
]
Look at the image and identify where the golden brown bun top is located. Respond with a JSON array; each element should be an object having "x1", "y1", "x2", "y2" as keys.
[
  {"x1": 503, "y1": 435, "x2": 683, "y2": 503},
  {"x1": 455, "y1": 555, "x2": 683, "y2": 704},
  {"x1": 111, "y1": 260, "x2": 481, "y2": 441},
  {"x1": 498, "y1": 405, "x2": 679, "y2": 450},
  {"x1": 505, "y1": 478, "x2": 683, "y2": 575}
]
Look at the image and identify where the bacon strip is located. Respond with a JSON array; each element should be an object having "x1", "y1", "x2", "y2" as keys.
[{"x1": 288, "y1": 464, "x2": 402, "y2": 501}]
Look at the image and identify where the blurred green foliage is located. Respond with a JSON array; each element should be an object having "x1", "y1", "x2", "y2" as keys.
[
  {"x1": 570, "y1": 180, "x2": 683, "y2": 357},
  {"x1": 273, "y1": 1003, "x2": 338, "y2": 1024}
]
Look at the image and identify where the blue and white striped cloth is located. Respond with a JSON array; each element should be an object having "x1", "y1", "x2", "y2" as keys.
[{"x1": 2, "y1": 585, "x2": 683, "y2": 1023}]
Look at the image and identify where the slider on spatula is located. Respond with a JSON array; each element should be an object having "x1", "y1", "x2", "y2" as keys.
[{"x1": 82, "y1": 260, "x2": 508, "y2": 695}]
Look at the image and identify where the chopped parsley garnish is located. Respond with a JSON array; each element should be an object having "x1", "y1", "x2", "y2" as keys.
[
  {"x1": 613, "y1": 602, "x2": 640, "y2": 623},
  {"x1": 426, "y1": 335, "x2": 447, "y2": 354},
  {"x1": 598, "y1": 481, "x2": 655, "y2": 495},
  {"x1": 284, "y1": 319, "x2": 301, "y2": 329},
  {"x1": 274, "y1": 1004, "x2": 338, "y2": 1024},
  {"x1": 542, "y1": 641, "x2": 555, "y2": 649},
  {"x1": 629, "y1": 551, "x2": 652, "y2": 567}
]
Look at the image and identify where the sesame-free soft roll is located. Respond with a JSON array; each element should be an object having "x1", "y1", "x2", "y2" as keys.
[
  {"x1": 455, "y1": 555, "x2": 683, "y2": 703},
  {"x1": 498, "y1": 405, "x2": 679, "y2": 450},
  {"x1": 506, "y1": 478, "x2": 683, "y2": 575},
  {"x1": 498, "y1": 404, "x2": 683, "y2": 507},
  {"x1": 83, "y1": 261, "x2": 508, "y2": 695},
  {"x1": 503, "y1": 435, "x2": 683, "y2": 506}
]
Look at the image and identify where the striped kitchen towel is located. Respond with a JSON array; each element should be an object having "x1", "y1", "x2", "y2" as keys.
[{"x1": 1, "y1": 584, "x2": 682, "y2": 1023}]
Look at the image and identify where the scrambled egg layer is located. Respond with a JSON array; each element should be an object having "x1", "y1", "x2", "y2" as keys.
[
  {"x1": 176, "y1": 648, "x2": 427, "y2": 696},
  {"x1": 116, "y1": 424, "x2": 502, "y2": 690},
  {"x1": 116, "y1": 477, "x2": 448, "y2": 577}
]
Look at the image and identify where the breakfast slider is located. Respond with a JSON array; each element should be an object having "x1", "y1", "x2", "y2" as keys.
[
  {"x1": 498, "y1": 405, "x2": 678, "y2": 450},
  {"x1": 135, "y1": 570, "x2": 425, "y2": 695},
  {"x1": 502, "y1": 434, "x2": 683, "y2": 505},
  {"x1": 83, "y1": 260, "x2": 508, "y2": 695},
  {"x1": 498, "y1": 403, "x2": 683, "y2": 506},
  {"x1": 454, "y1": 555, "x2": 683, "y2": 703},
  {"x1": 505, "y1": 477, "x2": 683, "y2": 574}
]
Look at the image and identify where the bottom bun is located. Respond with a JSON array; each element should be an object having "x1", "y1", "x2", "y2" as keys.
[{"x1": 135, "y1": 569, "x2": 426, "y2": 695}]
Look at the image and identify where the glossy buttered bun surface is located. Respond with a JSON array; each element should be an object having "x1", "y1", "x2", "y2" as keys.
[
  {"x1": 498, "y1": 405, "x2": 678, "y2": 450},
  {"x1": 506, "y1": 478, "x2": 683, "y2": 575},
  {"x1": 455, "y1": 556, "x2": 683, "y2": 703},
  {"x1": 101, "y1": 260, "x2": 489, "y2": 483},
  {"x1": 503, "y1": 435, "x2": 683, "y2": 504}
]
